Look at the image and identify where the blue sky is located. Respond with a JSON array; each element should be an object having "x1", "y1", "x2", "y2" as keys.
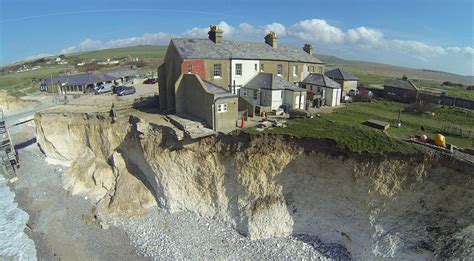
[{"x1": 1, "y1": 0, "x2": 473, "y2": 75}]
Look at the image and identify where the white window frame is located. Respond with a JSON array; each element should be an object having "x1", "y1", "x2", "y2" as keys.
[
  {"x1": 277, "y1": 64, "x2": 283, "y2": 76},
  {"x1": 260, "y1": 63, "x2": 265, "y2": 72},
  {"x1": 253, "y1": 90, "x2": 258, "y2": 100},
  {"x1": 235, "y1": 63, "x2": 242, "y2": 76},
  {"x1": 242, "y1": 88, "x2": 248, "y2": 96},
  {"x1": 213, "y1": 64, "x2": 222, "y2": 78},
  {"x1": 217, "y1": 103, "x2": 228, "y2": 113},
  {"x1": 188, "y1": 64, "x2": 193, "y2": 74},
  {"x1": 293, "y1": 65, "x2": 298, "y2": 76}
]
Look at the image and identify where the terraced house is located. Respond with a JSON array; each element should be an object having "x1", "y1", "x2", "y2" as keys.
[{"x1": 158, "y1": 25, "x2": 326, "y2": 131}]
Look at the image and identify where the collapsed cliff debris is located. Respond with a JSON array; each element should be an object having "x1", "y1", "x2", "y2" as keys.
[{"x1": 34, "y1": 112, "x2": 474, "y2": 260}]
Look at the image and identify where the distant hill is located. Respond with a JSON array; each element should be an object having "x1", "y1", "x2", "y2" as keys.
[
  {"x1": 317, "y1": 54, "x2": 473, "y2": 85},
  {"x1": 1, "y1": 45, "x2": 472, "y2": 98}
]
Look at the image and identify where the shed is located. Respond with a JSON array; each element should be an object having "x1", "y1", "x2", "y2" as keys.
[{"x1": 383, "y1": 76, "x2": 419, "y2": 103}]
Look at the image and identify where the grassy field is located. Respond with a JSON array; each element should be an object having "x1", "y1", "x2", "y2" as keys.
[
  {"x1": 0, "y1": 45, "x2": 168, "y2": 97},
  {"x1": 247, "y1": 101, "x2": 474, "y2": 153},
  {"x1": 0, "y1": 66, "x2": 64, "y2": 97},
  {"x1": 344, "y1": 70, "x2": 474, "y2": 100}
]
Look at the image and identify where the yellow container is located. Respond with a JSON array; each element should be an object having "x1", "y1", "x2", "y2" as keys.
[{"x1": 434, "y1": 134, "x2": 446, "y2": 147}]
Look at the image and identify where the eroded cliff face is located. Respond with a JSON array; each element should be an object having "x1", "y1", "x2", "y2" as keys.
[{"x1": 34, "y1": 112, "x2": 474, "y2": 260}]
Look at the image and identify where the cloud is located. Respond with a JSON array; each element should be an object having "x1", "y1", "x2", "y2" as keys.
[
  {"x1": 23, "y1": 18, "x2": 472, "y2": 74},
  {"x1": 289, "y1": 19, "x2": 345, "y2": 44},
  {"x1": 447, "y1": 46, "x2": 474, "y2": 56},
  {"x1": 60, "y1": 32, "x2": 173, "y2": 54},
  {"x1": 264, "y1": 23, "x2": 286, "y2": 37},
  {"x1": 182, "y1": 21, "x2": 236, "y2": 38},
  {"x1": 389, "y1": 40, "x2": 446, "y2": 59},
  {"x1": 346, "y1": 26, "x2": 384, "y2": 45}
]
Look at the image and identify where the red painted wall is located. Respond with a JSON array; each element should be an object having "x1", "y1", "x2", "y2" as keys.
[{"x1": 181, "y1": 60, "x2": 206, "y2": 80}]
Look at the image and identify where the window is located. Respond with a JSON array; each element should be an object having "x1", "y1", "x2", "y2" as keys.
[
  {"x1": 277, "y1": 64, "x2": 283, "y2": 75},
  {"x1": 260, "y1": 63, "x2": 265, "y2": 72},
  {"x1": 253, "y1": 90, "x2": 258, "y2": 100},
  {"x1": 213, "y1": 64, "x2": 221, "y2": 78},
  {"x1": 254, "y1": 64, "x2": 258, "y2": 71},
  {"x1": 217, "y1": 103, "x2": 228, "y2": 113},
  {"x1": 242, "y1": 88, "x2": 248, "y2": 96},
  {"x1": 309, "y1": 66, "x2": 314, "y2": 73},
  {"x1": 235, "y1": 63, "x2": 242, "y2": 76},
  {"x1": 187, "y1": 64, "x2": 193, "y2": 74},
  {"x1": 293, "y1": 65, "x2": 298, "y2": 76}
]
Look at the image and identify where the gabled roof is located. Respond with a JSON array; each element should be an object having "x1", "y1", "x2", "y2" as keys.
[
  {"x1": 325, "y1": 68, "x2": 358, "y2": 81},
  {"x1": 384, "y1": 78, "x2": 419, "y2": 91},
  {"x1": 102, "y1": 66, "x2": 138, "y2": 78},
  {"x1": 42, "y1": 73, "x2": 117, "y2": 86},
  {"x1": 203, "y1": 81, "x2": 237, "y2": 99},
  {"x1": 301, "y1": 73, "x2": 341, "y2": 89},
  {"x1": 243, "y1": 73, "x2": 306, "y2": 92},
  {"x1": 171, "y1": 38, "x2": 323, "y2": 64}
]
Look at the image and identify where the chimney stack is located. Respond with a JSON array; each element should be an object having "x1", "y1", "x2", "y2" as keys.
[
  {"x1": 303, "y1": 43, "x2": 313, "y2": 55},
  {"x1": 265, "y1": 31, "x2": 278, "y2": 48},
  {"x1": 208, "y1": 25, "x2": 223, "y2": 44}
]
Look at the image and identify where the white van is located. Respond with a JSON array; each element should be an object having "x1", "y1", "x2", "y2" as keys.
[{"x1": 95, "y1": 83, "x2": 114, "y2": 94}]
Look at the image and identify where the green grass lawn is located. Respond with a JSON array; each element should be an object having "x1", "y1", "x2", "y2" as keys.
[
  {"x1": 0, "y1": 66, "x2": 63, "y2": 97},
  {"x1": 246, "y1": 101, "x2": 474, "y2": 153}
]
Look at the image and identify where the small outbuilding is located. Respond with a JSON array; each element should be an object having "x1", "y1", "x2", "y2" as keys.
[
  {"x1": 175, "y1": 74, "x2": 238, "y2": 132},
  {"x1": 325, "y1": 68, "x2": 359, "y2": 99},
  {"x1": 301, "y1": 73, "x2": 342, "y2": 107},
  {"x1": 383, "y1": 75, "x2": 419, "y2": 103}
]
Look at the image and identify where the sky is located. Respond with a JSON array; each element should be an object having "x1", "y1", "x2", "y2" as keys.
[{"x1": 0, "y1": 0, "x2": 473, "y2": 75}]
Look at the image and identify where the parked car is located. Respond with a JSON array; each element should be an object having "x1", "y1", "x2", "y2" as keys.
[
  {"x1": 112, "y1": 85, "x2": 125, "y2": 94},
  {"x1": 143, "y1": 78, "x2": 158, "y2": 84},
  {"x1": 117, "y1": 86, "x2": 136, "y2": 96},
  {"x1": 348, "y1": 89, "x2": 359, "y2": 96},
  {"x1": 95, "y1": 83, "x2": 114, "y2": 94}
]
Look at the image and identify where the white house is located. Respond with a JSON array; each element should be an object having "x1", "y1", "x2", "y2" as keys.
[
  {"x1": 229, "y1": 60, "x2": 260, "y2": 95},
  {"x1": 240, "y1": 73, "x2": 306, "y2": 112},
  {"x1": 301, "y1": 73, "x2": 342, "y2": 107}
]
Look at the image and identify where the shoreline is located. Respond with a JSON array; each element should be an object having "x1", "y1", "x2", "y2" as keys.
[{"x1": 8, "y1": 124, "x2": 142, "y2": 260}]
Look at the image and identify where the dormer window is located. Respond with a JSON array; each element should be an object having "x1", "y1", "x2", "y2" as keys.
[{"x1": 188, "y1": 64, "x2": 193, "y2": 74}]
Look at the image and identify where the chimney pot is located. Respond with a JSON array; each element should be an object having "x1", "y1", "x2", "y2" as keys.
[
  {"x1": 265, "y1": 31, "x2": 278, "y2": 48},
  {"x1": 208, "y1": 25, "x2": 223, "y2": 44},
  {"x1": 303, "y1": 43, "x2": 313, "y2": 55}
]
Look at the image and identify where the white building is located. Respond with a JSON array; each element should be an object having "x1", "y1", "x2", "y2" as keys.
[
  {"x1": 301, "y1": 73, "x2": 342, "y2": 107},
  {"x1": 239, "y1": 73, "x2": 306, "y2": 114},
  {"x1": 229, "y1": 60, "x2": 260, "y2": 95}
]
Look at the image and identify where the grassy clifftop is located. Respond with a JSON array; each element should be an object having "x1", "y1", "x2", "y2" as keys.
[{"x1": 247, "y1": 101, "x2": 474, "y2": 153}]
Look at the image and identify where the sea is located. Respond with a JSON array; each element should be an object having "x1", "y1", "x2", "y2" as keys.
[{"x1": 0, "y1": 173, "x2": 37, "y2": 260}]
